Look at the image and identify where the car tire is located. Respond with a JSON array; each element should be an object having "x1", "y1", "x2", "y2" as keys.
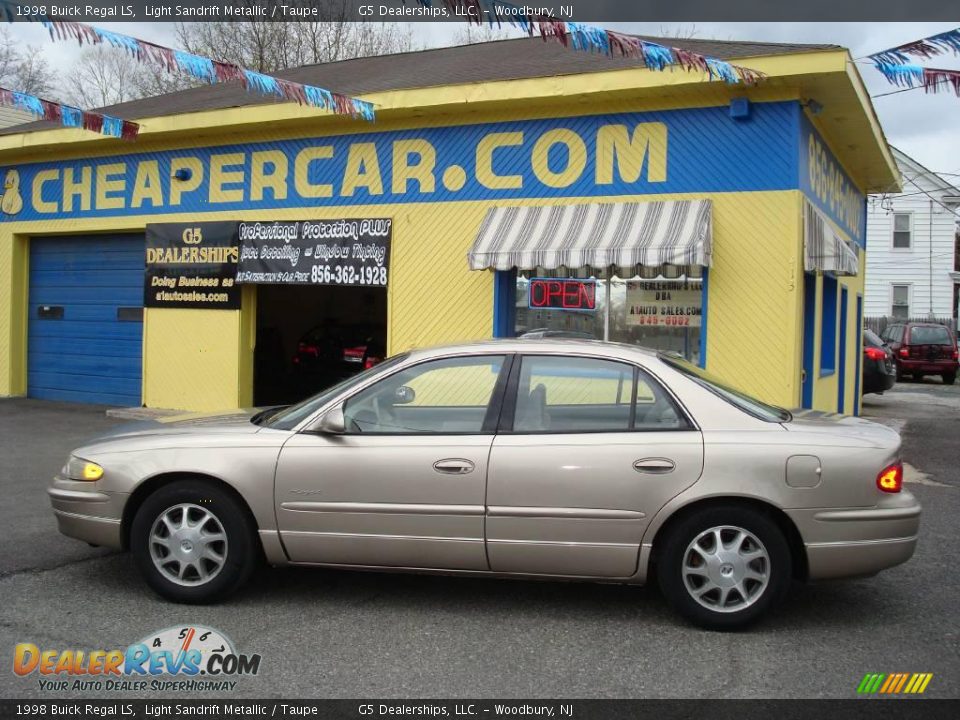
[
  {"x1": 656, "y1": 505, "x2": 792, "y2": 631},
  {"x1": 943, "y1": 372, "x2": 957, "y2": 386},
  {"x1": 131, "y1": 479, "x2": 259, "y2": 604}
]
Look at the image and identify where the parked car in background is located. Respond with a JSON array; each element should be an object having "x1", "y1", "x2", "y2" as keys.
[
  {"x1": 49, "y1": 340, "x2": 919, "y2": 630},
  {"x1": 881, "y1": 322, "x2": 958, "y2": 385},
  {"x1": 862, "y1": 329, "x2": 896, "y2": 395},
  {"x1": 293, "y1": 323, "x2": 386, "y2": 377}
]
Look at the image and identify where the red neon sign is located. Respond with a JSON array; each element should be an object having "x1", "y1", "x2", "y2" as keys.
[{"x1": 529, "y1": 279, "x2": 597, "y2": 311}]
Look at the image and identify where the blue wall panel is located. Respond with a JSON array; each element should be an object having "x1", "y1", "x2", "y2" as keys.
[{"x1": 28, "y1": 235, "x2": 145, "y2": 405}]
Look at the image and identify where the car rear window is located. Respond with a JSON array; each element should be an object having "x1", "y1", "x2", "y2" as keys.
[
  {"x1": 910, "y1": 326, "x2": 952, "y2": 345},
  {"x1": 864, "y1": 329, "x2": 884, "y2": 348},
  {"x1": 659, "y1": 354, "x2": 791, "y2": 423}
]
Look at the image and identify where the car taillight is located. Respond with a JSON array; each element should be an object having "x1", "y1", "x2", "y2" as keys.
[
  {"x1": 364, "y1": 357, "x2": 382, "y2": 370},
  {"x1": 298, "y1": 343, "x2": 319, "y2": 357},
  {"x1": 864, "y1": 347, "x2": 887, "y2": 360},
  {"x1": 953, "y1": 349, "x2": 959, "y2": 360},
  {"x1": 876, "y1": 461, "x2": 903, "y2": 493},
  {"x1": 898, "y1": 348, "x2": 909, "y2": 358}
]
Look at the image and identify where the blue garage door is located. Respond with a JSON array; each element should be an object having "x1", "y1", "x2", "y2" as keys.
[{"x1": 28, "y1": 235, "x2": 145, "y2": 405}]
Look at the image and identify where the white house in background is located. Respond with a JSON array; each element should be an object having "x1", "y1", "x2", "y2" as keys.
[
  {"x1": 864, "y1": 147, "x2": 960, "y2": 327},
  {"x1": 0, "y1": 107, "x2": 33, "y2": 129}
]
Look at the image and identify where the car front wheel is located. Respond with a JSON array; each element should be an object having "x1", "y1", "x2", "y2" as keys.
[
  {"x1": 131, "y1": 480, "x2": 258, "y2": 603},
  {"x1": 656, "y1": 505, "x2": 792, "y2": 630}
]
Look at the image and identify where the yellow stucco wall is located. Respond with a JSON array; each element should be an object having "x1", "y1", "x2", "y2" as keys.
[{"x1": 705, "y1": 191, "x2": 802, "y2": 408}]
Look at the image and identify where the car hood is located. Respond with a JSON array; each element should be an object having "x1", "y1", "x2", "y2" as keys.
[
  {"x1": 783, "y1": 410, "x2": 900, "y2": 448},
  {"x1": 95, "y1": 409, "x2": 262, "y2": 442}
]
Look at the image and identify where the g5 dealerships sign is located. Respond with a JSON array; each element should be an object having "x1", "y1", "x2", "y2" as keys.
[
  {"x1": 145, "y1": 222, "x2": 240, "y2": 309},
  {"x1": 236, "y1": 219, "x2": 391, "y2": 287}
]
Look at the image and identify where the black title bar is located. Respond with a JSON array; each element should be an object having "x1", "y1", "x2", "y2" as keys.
[
  {"x1": 5, "y1": 0, "x2": 960, "y2": 23},
  {"x1": 2, "y1": 699, "x2": 960, "y2": 720}
]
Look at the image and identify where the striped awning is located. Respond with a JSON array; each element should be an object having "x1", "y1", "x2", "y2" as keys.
[
  {"x1": 804, "y1": 201, "x2": 859, "y2": 276},
  {"x1": 468, "y1": 200, "x2": 712, "y2": 273}
]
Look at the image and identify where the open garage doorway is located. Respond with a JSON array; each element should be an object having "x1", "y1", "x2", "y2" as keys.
[{"x1": 254, "y1": 284, "x2": 387, "y2": 406}]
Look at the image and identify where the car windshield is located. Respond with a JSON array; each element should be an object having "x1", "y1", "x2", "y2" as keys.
[
  {"x1": 910, "y1": 326, "x2": 951, "y2": 345},
  {"x1": 659, "y1": 353, "x2": 792, "y2": 423},
  {"x1": 263, "y1": 353, "x2": 409, "y2": 430}
]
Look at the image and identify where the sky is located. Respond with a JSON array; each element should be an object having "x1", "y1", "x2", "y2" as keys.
[{"x1": 7, "y1": 20, "x2": 960, "y2": 185}]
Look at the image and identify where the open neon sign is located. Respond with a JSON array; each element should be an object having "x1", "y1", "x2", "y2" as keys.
[{"x1": 528, "y1": 278, "x2": 597, "y2": 312}]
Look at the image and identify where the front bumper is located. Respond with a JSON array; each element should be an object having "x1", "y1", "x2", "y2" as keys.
[
  {"x1": 787, "y1": 491, "x2": 921, "y2": 580},
  {"x1": 48, "y1": 479, "x2": 126, "y2": 549}
]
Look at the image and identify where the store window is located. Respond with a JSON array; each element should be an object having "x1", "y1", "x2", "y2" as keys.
[
  {"x1": 892, "y1": 213, "x2": 912, "y2": 249},
  {"x1": 513, "y1": 270, "x2": 704, "y2": 364},
  {"x1": 891, "y1": 284, "x2": 910, "y2": 319}
]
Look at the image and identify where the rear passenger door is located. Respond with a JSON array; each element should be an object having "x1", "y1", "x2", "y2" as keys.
[{"x1": 485, "y1": 354, "x2": 704, "y2": 578}]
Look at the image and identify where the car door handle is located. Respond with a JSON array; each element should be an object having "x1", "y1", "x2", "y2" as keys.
[
  {"x1": 433, "y1": 459, "x2": 475, "y2": 475},
  {"x1": 633, "y1": 458, "x2": 676, "y2": 474}
]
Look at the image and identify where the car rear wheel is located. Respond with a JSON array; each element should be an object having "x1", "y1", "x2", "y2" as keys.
[
  {"x1": 943, "y1": 372, "x2": 956, "y2": 385},
  {"x1": 656, "y1": 505, "x2": 791, "y2": 630},
  {"x1": 131, "y1": 480, "x2": 258, "y2": 604}
]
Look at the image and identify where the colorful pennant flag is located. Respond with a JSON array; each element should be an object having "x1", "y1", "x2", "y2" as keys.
[
  {"x1": 411, "y1": 0, "x2": 765, "y2": 85},
  {"x1": 0, "y1": 1, "x2": 376, "y2": 125},
  {"x1": 0, "y1": 86, "x2": 139, "y2": 139},
  {"x1": 872, "y1": 63, "x2": 960, "y2": 96},
  {"x1": 868, "y1": 27, "x2": 960, "y2": 66}
]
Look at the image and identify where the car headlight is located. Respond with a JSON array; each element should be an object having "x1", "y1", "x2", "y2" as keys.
[{"x1": 63, "y1": 456, "x2": 104, "y2": 481}]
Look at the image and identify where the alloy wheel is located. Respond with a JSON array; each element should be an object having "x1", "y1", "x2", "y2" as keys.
[
  {"x1": 681, "y1": 525, "x2": 770, "y2": 613},
  {"x1": 148, "y1": 503, "x2": 228, "y2": 587}
]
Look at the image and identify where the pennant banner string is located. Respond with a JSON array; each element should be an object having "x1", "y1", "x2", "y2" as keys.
[
  {"x1": 0, "y1": 85, "x2": 140, "y2": 139},
  {"x1": 407, "y1": 0, "x2": 766, "y2": 85},
  {"x1": 871, "y1": 63, "x2": 960, "y2": 97},
  {"x1": 865, "y1": 26, "x2": 960, "y2": 66},
  {"x1": 0, "y1": 2, "x2": 376, "y2": 125}
]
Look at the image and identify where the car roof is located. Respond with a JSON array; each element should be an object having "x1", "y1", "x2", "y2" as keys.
[{"x1": 403, "y1": 338, "x2": 662, "y2": 362}]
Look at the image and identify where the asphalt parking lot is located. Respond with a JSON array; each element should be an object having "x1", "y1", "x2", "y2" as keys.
[{"x1": 1, "y1": 383, "x2": 958, "y2": 700}]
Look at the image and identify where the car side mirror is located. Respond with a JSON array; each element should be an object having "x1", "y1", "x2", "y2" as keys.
[
  {"x1": 313, "y1": 405, "x2": 346, "y2": 435},
  {"x1": 394, "y1": 385, "x2": 416, "y2": 405}
]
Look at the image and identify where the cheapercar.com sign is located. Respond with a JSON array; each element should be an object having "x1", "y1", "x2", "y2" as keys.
[{"x1": 0, "y1": 102, "x2": 803, "y2": 222}]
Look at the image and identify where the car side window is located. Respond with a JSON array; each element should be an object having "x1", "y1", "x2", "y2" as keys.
[
  {"x1": 342, "y1": 355, "x2": 506, "y2": 434},
  {"x1": 511, "y1": 355, "x2": 689, "y2": 433}
]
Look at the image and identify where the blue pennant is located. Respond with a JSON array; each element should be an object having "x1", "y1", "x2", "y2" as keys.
[
  {"x1": 174, "y1": 50, "x2": 216, "y2": 83},
  {"x1": 93, "y1": 28, "x2": 141, "y2": 56},
  {"x1": 60, "y1": 106, "x2": 82, "y2": 128},
  {"x1": 101, "y1": 116, "x2": 124, "y2": 138},
  {"x1": 640, "y1": 42, "x2": 674, "y2": 71},
  {"x1": 567, "y1": 22, "x2": 609, "y2": 55},
  {"x1": 243, "y1": 70, "x2": 282, "y2": 97},
  {"x1": 11, "y1": 91, "x2": 43, "y2": 117},
  {"x1": 304, "y1": 85, "x2": 334, "y2": 110},
  {"x1": 706, "y1": 59, "x2": 738, "y2": 84},
  {"x1": 873, "y1": 62, "x2": 924, "y2": 88},
  {"x1": 930, "y1": 28, "x2": 960, "y2": 55}
]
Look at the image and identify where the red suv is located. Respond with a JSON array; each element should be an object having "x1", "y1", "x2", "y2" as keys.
[{"x1": 881, "y1": 322, "x2": 958, "y2": 385}]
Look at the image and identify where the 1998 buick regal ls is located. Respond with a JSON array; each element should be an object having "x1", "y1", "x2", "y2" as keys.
[{"x1": 49, "y1": 340, "x2": 920, "y2": 629}]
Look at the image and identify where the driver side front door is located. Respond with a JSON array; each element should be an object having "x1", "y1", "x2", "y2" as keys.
[{"x1": 274, "y1": 353, "x2": 510, "y2": 570}]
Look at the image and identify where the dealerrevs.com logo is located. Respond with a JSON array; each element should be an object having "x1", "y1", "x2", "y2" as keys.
[{"x1": 13, "y1": 625, "x2": 261, "y2": 693}]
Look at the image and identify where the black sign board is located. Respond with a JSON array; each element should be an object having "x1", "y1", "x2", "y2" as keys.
[
  {"x1": 145, "y1": 223, "x2": 240, "y2": 309},
  {"x1": 236, "y1": 219, "x2": 391, "y2": 287}
]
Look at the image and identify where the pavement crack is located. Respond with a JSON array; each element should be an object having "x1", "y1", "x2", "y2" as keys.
[{"x1": 0, "y1": 552, "x2": 118, "y2": 582}]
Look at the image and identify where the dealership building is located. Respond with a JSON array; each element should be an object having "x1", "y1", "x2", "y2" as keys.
[{"x1": 0, "y1": 37, "x2": 897, "y2": 413}]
